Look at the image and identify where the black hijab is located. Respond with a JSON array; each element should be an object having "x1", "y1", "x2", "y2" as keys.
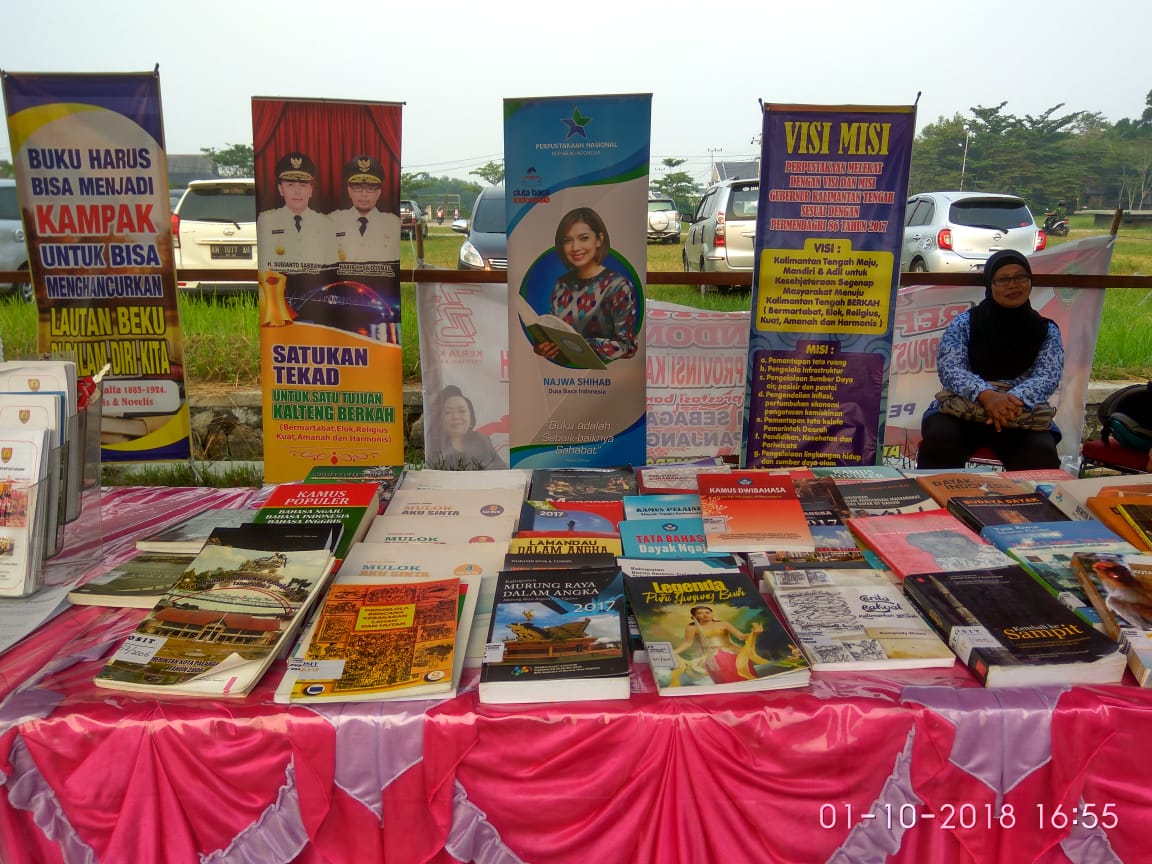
[{"x1": 967, "y1": 250, "x2": 1051, "y2": 381}]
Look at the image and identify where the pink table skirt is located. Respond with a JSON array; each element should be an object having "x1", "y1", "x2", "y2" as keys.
[{"x1": 2, "y1": 487, "x2": 1150, "y2": 863}]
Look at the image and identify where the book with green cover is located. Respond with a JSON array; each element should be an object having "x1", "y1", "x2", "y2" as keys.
[
  {"x1": 624, "y1": 569, "x2": 810, "y2": 696},
  {"x1": 68, "y1": 551, "x2": 194, "y2": 608}
]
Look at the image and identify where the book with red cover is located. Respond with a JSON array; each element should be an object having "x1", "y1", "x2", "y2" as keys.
[
  {"x1": 253, "y1": 482, "x2": 380, "y2": 562},
  {"x1": 697, "y1": 471, "x2": 814, "y2": 553},
  {"x1": 846, "y1": 510, "x2": 1014, "y2": 579}
]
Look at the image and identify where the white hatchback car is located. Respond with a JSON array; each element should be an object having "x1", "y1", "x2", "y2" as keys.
[
  {"x1": 0, "y1": 179, "x2": 32, "y2": 302},
  {"x1": 172, "y1": 179, "x2": 257, "y2": 292},
  {"x1": 901, "y1": 190, "x2": 1045, "y2": 272}
]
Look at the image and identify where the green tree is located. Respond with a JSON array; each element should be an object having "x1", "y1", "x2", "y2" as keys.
[
  {"x1": 909, "y1": 114, "x2": 970, "y2": 193},
  {"x1": 201, "y1": 144, "x2": 254, "y2": 177},
  {"x1": 652, "y1": 158, "x2": 701, "y2": 215},
  {"x1": 469, "y1": 161, "x2": 505, "y2": 185},
  {"x1": 400, "y1": 171, "x2": 437, "y2": 198},
  {"x1": 0, "y1": 159, "x2": 13, "y2": 179}
]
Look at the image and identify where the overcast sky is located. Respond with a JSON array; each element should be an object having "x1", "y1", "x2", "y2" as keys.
[{"x1": 3, "y1": 0, "x2": 1149, "y2": 185}]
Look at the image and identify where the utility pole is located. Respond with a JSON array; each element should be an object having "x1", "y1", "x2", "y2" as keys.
[
  {"x1": 959, "y1": 129, "x2": 972, "y2": 190},
  {"x1": 707, "y1": 147, "x2": 722, "y2": 183}
]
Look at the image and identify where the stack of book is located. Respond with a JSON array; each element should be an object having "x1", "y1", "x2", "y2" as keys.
[
  {"x1": 903, "y1": 564, "x2": 1127, "y2": 687},
  {"x1": 624, "y1": 568, "x2": 811, "y2": 695},
  {"x1": 1073, "y1": 551, "x2": 1152, "y2": 686},
  {"x1": 93, "y1": 523, "x2": 341, "y2": 697},
  {"x1": 765, "y1": 567, "x2": 955, "y2": 672},
  {"x1": 475, "y1": 466, "x2": 634, "y2": 704}
]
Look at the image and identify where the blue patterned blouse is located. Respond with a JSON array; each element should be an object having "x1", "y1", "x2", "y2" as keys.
[
  {"x1": 550, "y1": 268, "x2": 638, "y2": 362},
  {"x1": 927, "y1": 309, "x2": 1064, "y2": 416}
]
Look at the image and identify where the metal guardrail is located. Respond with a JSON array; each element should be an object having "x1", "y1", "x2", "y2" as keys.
[{"x1": 2, "y1": 268, "x2": 1148, "y2": 290}]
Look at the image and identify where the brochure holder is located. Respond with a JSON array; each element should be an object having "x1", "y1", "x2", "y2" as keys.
[
  {"x1": 40, "y1": 391, "x2": 104, "y2": 582},
  {"x1": 43, "y1": 443, "x2": 65, "y2": 558},
  {"x1": 0, "y1": 477, "x2": 48, "y2": 598},
  {"x1": 80, "y1": 388, "x2": 102, "y2": 491},
  {"x1": 62, "y1": 408, "x2": 82, "y2": 523}
]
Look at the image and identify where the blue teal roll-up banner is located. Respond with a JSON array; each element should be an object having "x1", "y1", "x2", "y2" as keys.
[
  {"x1": 744, "y1": 104, "x2": 915, "y2": 468},
  {"x1": 505, "y1": 94, "x2": 651, "y2": 468}
]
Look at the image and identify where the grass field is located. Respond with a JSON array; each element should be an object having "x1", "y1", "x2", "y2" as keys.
[{"x1": 2, "y1": 218, "x2": 1150, "y2": 387}]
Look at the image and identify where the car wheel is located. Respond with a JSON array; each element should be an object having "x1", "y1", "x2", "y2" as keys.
[
  {"x1": 697, "y1": 257, "x2": 714, "y2": 295},
  {"x1": 910, "y1": 259, "x2": 928, "y2": 273},
  {"x1": 15, "y1": 267, "x2": 32, "y2": 303}
]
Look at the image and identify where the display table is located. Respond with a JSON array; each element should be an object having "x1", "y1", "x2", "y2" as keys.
[{"x1": 1, "y1": 487, "x2": 1148, "y2": 864}]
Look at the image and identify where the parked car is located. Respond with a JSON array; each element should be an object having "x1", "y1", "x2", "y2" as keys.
[
  {"x1": 647, "y1": 196, "x2": 681, "y2": 244},
  {"x1": 901, "y1": 190, "x2": 1045, "y2": 273},
  {"x1": 457, "y1": 185, "x2": 507, "y2": 271},
  {"x1": 0, "y1": 179, "x2": 32, "y2": 302},
  {"x1": 682, "y1": 179, "x2": 759, "y2": 288},
  {"x1": 172, "y1": 179, "x2": 257, "y2": 293},
  {"x1": 400, "y1": 200, "x2": 428, "y2": 239}
]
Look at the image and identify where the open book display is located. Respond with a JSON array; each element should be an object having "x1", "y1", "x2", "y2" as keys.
[{"x1": 515, "y1": 294, "x2": 607, "y2": 370}]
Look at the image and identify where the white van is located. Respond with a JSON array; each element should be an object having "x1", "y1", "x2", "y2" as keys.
[
  {"x1": 172, "y1": 179, "x2": 257, "y2": 293},
  {"x1": 682, "y1": 179, "x2": 759, "y2": 289}
]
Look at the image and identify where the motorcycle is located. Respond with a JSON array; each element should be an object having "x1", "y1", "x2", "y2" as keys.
[{"x1": 1042, "y1": 205, "x2": 1070, "y2": 237}]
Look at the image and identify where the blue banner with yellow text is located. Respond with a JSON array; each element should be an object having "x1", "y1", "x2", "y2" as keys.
[
  {"x1": 3, "y1": 71, "x2": 191, "y2": 462},
  {"x1": 744, "y1": 104, "x2": 915, "y2": 468}
]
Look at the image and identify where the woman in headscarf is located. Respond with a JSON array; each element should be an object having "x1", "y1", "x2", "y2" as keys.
[{"x1": 917, "y1": 249, "x2": 1064, "y2": 469}]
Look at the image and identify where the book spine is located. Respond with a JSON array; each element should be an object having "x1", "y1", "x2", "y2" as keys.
[
  {"x1": 1071, "y1": 558, "x2": 1123, "y2": 642},
  {"x1": 1116, "y1": 506, "x2": 1152, "y2": 552}
]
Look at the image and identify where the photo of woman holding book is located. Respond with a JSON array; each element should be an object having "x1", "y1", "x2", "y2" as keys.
[{"x1": 530, "y1": 207, "x2": 639, "y2": 366}]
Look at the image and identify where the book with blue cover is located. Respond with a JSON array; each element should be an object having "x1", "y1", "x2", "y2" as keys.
[
  {"x1": 622, "y1": 494, "x2": 701, "y2": 521},
  {"x1": 619, "y1": 516, "x2": 726, "y2": 560}
]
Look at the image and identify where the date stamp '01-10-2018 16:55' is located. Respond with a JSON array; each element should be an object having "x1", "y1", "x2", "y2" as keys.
[{"x1": 816, "y1": 801, "x2": 1120, "y2": 832}]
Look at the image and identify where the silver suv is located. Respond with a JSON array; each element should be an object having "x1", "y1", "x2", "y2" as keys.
[
  {"x1": 0, "y1": 179, "x2": 32, "y2": 302},
  {"x1": 647, "y1": 196, "x2": 681, "y2": 244},
  {"x1": 683, "y1": 179, "x2": 759, "y2": 287},
  {"x1": 172, "y1": 178, "x2": 257, "y2": 292},
  {"x1": 901, "y1": 191, "x2": 1045, "y2": 272}
]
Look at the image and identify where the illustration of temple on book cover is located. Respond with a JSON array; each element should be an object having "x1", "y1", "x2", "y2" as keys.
[
  {"x1": 499, "y1": 609, "x2": 622, "y2": 663},
  {"x1": 137, "y1": 551, "x2": 315, "y2": 646}
]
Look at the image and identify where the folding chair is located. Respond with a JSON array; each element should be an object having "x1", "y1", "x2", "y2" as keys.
[{"x1": 1079, "y1": 438, "x2": 1150, "y2": 477}]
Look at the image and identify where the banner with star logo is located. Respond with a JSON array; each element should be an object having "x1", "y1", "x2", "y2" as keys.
[{"x1": 504, "y1": 94, "x2": 651, "y2": 468}]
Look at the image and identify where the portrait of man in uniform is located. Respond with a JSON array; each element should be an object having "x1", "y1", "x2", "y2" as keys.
[
  {"x1": 331, "y1": 154, "x2": 400, "y2": 264},
  {"x1": 256, "y1": 150, "x2": 330, "y2": 270}
]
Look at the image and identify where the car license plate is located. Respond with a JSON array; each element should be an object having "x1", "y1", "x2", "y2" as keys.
[{"x1": 210, "y1": 244, "x2": 252, "y2": 260}]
